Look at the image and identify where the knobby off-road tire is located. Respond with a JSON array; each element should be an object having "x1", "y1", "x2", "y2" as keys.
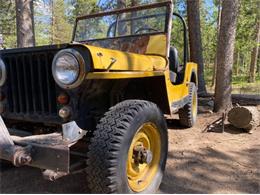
[
  {"x1": 179, "y1": 83, "x2": 198, "y2": 127},
  {"x1": 86, "y1": 100, "x2": 168, "y2": 193}
]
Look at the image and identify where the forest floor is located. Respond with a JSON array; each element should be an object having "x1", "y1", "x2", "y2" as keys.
[
  {"x1": 0, "y1": 110, "x2": 259, "y2": 193},
  {"x1": 160, "y1": 112, "x2": 260, "y2": 194}
]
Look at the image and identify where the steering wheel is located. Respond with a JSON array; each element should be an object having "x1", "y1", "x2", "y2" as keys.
[{"x1": 135, "y1": 27, "x2": 159, "y2": 34}]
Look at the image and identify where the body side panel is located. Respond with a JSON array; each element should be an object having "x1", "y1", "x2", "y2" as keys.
[{"x1": 164, "y1": 62, "x2": 198, "y2": 109}]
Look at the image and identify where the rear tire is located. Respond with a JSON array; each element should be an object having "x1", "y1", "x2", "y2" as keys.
[
  {"x1": 179, "y1": 83, "x2": 198, "y2": 127},
  {"x1": 86, "y1": 100, "x2": 168, "y2": 193}
]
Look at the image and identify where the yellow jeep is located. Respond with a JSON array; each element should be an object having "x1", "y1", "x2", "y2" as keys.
[{"x1": 0, "y1": 1, "x2": 197, "y2": 193}]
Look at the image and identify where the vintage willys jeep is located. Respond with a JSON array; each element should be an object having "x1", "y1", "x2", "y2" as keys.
[{"x1": 0, "y1": 1, "x2": 197, "y2": 193}]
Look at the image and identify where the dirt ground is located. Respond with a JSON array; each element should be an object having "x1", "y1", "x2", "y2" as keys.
[{"x1": 0, "y1": 113, "x2": 259, "y2": 194}]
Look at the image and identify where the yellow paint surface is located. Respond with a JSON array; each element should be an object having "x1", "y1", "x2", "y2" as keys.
[
  {"x1": 86, "y1": 71, "x2": 164, "y2": 79},
  {"x1": 84, "y1": 45, "x2": 167, "y2": 71},
  {"x1": 164, "y1": 62, "x2": 198, "y2": 107}
]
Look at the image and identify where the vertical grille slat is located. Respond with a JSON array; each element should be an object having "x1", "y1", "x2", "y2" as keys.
[
  {"x1": 5, "y1": 58, "x2": 14, "y2": 112},
  {"x1": 37, "y1": 55, "x2": 45, "y2": 113},
  {"x1": 4, "y1": 50, "x2": 58, "y2": 117},
  {"x1": 44, "y1": 53, "x2": 52, "y2": 113},
  {"x1": 16, "y1": 56, "x2": 26, "y2": 113},
  {"x1": 15, "y1": 57, "x2": 22, "y2": 112},
  {"x1": 22, "y1": 55, "x2": 30, "y2": 113},
  {"x1": 48, "y1": 53, "x2": 58, "y2": 114},
  {"x1": 9, "y1": 58, "x2": 19, "y2": 113},
  {"x1": 29, "y1": 54, "x2": 37, "y2": 113}
]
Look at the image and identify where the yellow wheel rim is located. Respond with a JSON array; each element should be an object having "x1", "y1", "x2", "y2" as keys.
[
  {"x1": 127, "y1": 123, "x2": 161, "y2": 192},
  {"x1": 192, "y1": 91, "x2": 197, "y2": 118}
]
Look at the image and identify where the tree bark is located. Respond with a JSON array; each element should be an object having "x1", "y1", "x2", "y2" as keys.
[
  {"x1": 15, "y1": 0, "x2": 35, "y2": 48},
  {"x1": 117, "y1": 0, "x2": 127, "y2": 36},
  {"x1": 248, "y1": 19, "x2": 260, "y2": 83},
  {"x1": 228, "y1": 106, "x2": 259, "y2": 132},
  {"x1": 214, "y1": 0, "x2": 239, "y2": 112},
  {"x1": 257, "y1": 54, "x2": 260, "y2": 75},
  {"x1": 211, "y1": 0, "x2": 222, "y2": 87},
  {"x1": 130, "y1": 0, "x2": 138, "y2": 34},
  {"x1": 187, "y1": 0, "x2": 207, "y2": 95},
  {"x1": 117, "y1": 0, "x2": 126, "y2": 9}
]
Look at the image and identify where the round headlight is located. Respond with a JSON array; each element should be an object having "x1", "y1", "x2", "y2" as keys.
[
  {"x1": 52, "y1": 49, "x2": 85, "y2": 89},
  {"x1": 54, "y1": 53, "x2": 79, "y2": 85},
  {"x1": 0, "y1": 58, "x2": 6, "y2": 87}
]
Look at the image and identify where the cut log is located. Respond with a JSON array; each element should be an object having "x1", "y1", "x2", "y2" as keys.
[{"x1": 228, "y1": 106, "x2": 260, "y2": 132}]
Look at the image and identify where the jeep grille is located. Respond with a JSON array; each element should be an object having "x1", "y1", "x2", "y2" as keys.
[{"x1": 2, "y1": 49, "x2": 58, "y2": 119}]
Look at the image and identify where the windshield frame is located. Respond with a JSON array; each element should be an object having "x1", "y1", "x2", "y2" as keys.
[{"x1": 72, "y1": 1, "x2": 172, "y2": 42}]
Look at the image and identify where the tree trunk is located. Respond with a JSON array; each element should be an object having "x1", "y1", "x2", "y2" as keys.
[
  {"x1": 211, "y1": 0, "x2": 222, "y2": 87},
  {"x1": 258, "y1": 54, "x2": 260, "y2": 76},
  {"x1": 117, "y1": 0, "x2": 126, "y2": 9},
  {"x1": 131, "y1": 0, "x2": 138, "y2": 6},
  {"x1": 15, "y1": 0, "x2": 35, "y2": 48},
  {"x1": 117, "y1": 0, "x2": 127, "y2": 36},
  {"x1": 187, "y1": 0, "x2": 207, "y2": 95},
  {"x1": 131, "y1": 0, "x2": 138, "y2": 34},
  {"x1": 228, "y1": 106, "x2": 259, "y2": 132},
  {"x1": 248, "y1": 20, "x2": 260, "y2": 83},
  {"x1": 214, "y1": 0, "x2": 239, "y2": 112}
]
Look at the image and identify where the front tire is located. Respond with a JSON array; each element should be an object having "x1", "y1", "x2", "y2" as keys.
[{"x1": 86, "y1": 100, "x2": 168, "y2": 193}]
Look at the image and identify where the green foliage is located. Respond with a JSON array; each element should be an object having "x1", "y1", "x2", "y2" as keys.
[
  {"x1": 34, "y1": 1, "x2": 52, "y2": 46},
  {"x1": 236, "y1": 0, "x2": 257, "y2": 52},
  {"x1": 233, "y1": 0, "x2": 259, "y2": 76},
  {"x1": 0, "y1": 0, "x2": 258, "y2": 94},
  {"x1": 200, "y1": 0, "x2": 218, "y2": 66},
  {"x1": 0, "y1": 0, "x2": 16, "y2": 48},
  {"x1": 52, "y1": 0, "x2": 73, "y2": 44},
  {"x1": 170, "y1": 0, "x2": 187, "y2": 64},
  {"x1": 69, "y1": 0, "x2": 99, "y2": 23}
]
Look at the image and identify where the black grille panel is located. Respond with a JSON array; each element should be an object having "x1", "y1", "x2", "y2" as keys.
[{"x1": 3, "y1": 51, "x2": 58, "y2": 116}]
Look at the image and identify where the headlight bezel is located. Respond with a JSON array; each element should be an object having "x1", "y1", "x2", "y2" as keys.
[
  {"x1": 0, "y1": 58, "x2": 7, "y2": 87},
  {"x1": 52, "y1": 48, "x2": 86, "y2": 89}
]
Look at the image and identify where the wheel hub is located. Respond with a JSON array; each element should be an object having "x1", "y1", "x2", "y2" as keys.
[
  {"x1": 133, "y1": 144, "x2": 153, "y2": 165},
  {"x1": 127, "y1": 123, "x2": 161, "y2": 192}
]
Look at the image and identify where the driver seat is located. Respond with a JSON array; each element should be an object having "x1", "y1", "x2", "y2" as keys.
[{"x1": 169, "y1": 47, "x2": 182, "y2": 83}]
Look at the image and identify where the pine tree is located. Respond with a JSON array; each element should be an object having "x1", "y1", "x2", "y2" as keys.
[
  {"x1": 187, "y1": 0, "x2": 207, "y2": 95},
  {"x1": 15, "y1": 0, "x2": 35, "y2": 48},
  {"x1": 214, "y1": 0, "x2": 240, "y2": 112}
]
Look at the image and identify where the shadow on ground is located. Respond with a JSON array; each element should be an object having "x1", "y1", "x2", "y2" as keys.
[
  {"x1": 0, "y1": 165, "x2": 90, "y2": 193},
  {"x1": 160, "y1": 145, "x2": 260, "y2": 194},
  {"x1": 0, "y1": 116, "x2": 259, "y2": 194},
  {"x1": 1, "y1": 145, "x2": 259, "y2": 193}
]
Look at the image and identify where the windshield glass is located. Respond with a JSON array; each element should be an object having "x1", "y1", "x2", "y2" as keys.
[{"x1": 74, "y1": 6, "x2": 167, "y2": 42}]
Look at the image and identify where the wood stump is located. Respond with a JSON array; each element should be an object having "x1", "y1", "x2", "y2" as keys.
[{"x1": 228, "y1": 106, "x2": 260, "y2": 132}]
